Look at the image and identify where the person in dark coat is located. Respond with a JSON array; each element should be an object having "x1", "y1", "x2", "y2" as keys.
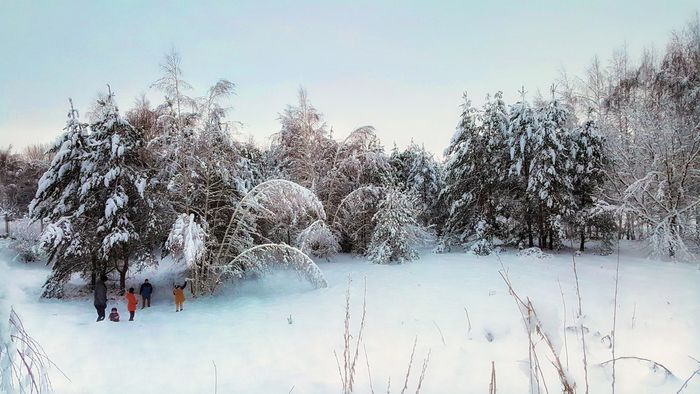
[
  {"x1": 139, "y1": 279, "x2": 153, "y2": 309},
  {"x1": 94, "y1": 275, "x2": 108, "y2": 322}
]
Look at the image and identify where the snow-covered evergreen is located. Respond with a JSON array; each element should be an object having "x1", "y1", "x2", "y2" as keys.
[{"x1": 367, "y1": 189, "x2": 426, "y2": 264}]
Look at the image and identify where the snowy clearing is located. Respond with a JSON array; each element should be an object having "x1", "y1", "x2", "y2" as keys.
[{"x1": 2, "y1": 242, "x2": 699, "y2": 393}]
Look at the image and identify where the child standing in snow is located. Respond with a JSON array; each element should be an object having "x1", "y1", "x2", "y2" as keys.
[
  {"x1": 173, "y1": 281, "x2": 187, "y2": 312},
  {"x1": 109, "y1": 307, "x2": 120, "y2": 322},
  {"x1": 125, "y1": 288, "x2": 138, "y2": 321}
]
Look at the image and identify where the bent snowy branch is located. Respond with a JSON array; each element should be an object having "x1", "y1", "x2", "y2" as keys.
[{"x1": 227, "y1": 243, "x2": 328, "y2": 289}]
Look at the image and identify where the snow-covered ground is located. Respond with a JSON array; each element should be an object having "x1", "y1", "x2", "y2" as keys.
[{"x1": 2, "y1": 242, "x2": 699, "y2": 393}]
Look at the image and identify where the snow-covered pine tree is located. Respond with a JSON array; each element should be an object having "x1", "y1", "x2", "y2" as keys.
[
  {"x1": 29, "y1": 100, "x2": 95, "y2": 297},
  {"x1": 528, "y1": 98, "x2": 575, "y2": 249},
  {"x1": 506, "y1": 91, "x2": 540, "y2": 248},
  {"x1": 79, "y1": 90, "x2": 152, "y2": 292},
  {"x1": 440, "y1": 92, "x2": 508, "y2": 253},
  {"x1": 567, "y1": 120, "x2": 608, "y2": 251},
  {"x1": 367, "y1": 188, "x2": 425, "y2": 264},
  {"x1": 440, "y1": 93, "x2": 482, "y2": 247},
  {"x1": 393, "y1": 142, "x2": 444, "y2": 226}
]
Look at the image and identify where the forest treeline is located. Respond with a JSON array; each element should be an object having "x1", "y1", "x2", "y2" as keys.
[{"x1": 0, "y1": 15, "x2": 698, "y2": 297}]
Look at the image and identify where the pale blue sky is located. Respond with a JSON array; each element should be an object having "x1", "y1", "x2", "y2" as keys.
[{"x1": 0, "y1": 1, "x2": 697, "y2": 155}]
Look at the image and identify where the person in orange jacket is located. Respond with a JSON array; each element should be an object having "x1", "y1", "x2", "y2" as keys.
[
  {"x1": 125, "y1": 287, "x2": 138, "y2": 321},
  {"x1": 173, "y1": 281, "x2": 187, "y2": 312}
]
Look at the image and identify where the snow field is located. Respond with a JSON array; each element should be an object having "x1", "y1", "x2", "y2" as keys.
[{"x1": 2, "y1": 243, "x2": 699, "y2": 393}]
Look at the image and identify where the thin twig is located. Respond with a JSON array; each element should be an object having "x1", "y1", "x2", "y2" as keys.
[
  {"x1": 677, "y1": 366, "x2": 700, "y2": 393},
  {"x1": 334, "y1": 350, "x2": 345, "y2": 389},
  {"x1": 415, "y1": 350, "x2": 431, "y2": 394},
  {"x1": 212, "y1": 360, "x2": 218, "y2": 394},
  {"x1": 557, "y1": 278, "x2": 570, "y2": 370},
  {"x1": 432, "y1": 321, "x2": 446, "y2": 345},
  {"x1": 599, "y1": 356, "x2": 675, "y2": 377},
  {"x1": 464, "y1": 307, "x2": 472, "y2": 334},
  {"x1": 489, "y1": 361, "x2": 497, "y2": 394},
  {"x1": 571, "y1": 248, "x2": 590, "y2": 394},
  {"x1": 364, "y1": 344, "x2": 376, "y2": 394},
  {"x1": 499, "y1": 269, "x2": 575, "y2": 394},
  {"x1": 612, "y1": 237, "x2": 621, "y2": 394},
  {"x1": 400, "y1": 337, "x2": 418, "y2": 394}
]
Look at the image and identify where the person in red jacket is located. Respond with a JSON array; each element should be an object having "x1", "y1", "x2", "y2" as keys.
[{"x1": 125, "y1": 288, "x2": 138, "y2": 321}]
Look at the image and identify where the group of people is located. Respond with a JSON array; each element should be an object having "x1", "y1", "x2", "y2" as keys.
[{"x1": 93, "y1": 276, "x2": 189, "y2": 322}]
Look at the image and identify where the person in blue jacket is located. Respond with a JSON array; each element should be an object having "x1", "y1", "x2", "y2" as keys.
[{"x1": 139, "y1": 279, "x2": 154, "y2": 308}]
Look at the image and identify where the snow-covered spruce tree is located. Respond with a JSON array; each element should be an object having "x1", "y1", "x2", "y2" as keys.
[
  {"x1": 440, "y1": 92, "x2": 509, "y2": 253},
  {"x1": 29, "y1": 100, "x2": 97, "y2": 297},
  {"x1": 527, "y1": 98, "x2": 575, "y2": 250},
  {"x1": 367, "y1": 188, "x2": 426, "y2": 264},
  {"x1": 506, "y1": 92, "x2": 577, "y2": 250},
  {"x1": 391, "y1": 142, "x2": 444, "y2": 227},
  {"x1": 567, "y1": 120, "x2": 608, "y2": 251},
  {"x1": 506, "y1": 93, "x2": 540, "y2": 248},
  {"x1": 79, "y1": 90, "x2": 153, "y2": 292}
]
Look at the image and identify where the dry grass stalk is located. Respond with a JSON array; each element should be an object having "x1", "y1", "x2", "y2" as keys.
[
  {"x1": 400, "y1": 337, "x2": 418, "y2": 394},
  {"x1": 415, "y1": 350, "x2": 430, "y2": 394},
  {"x1": 571, "y1": 251, "x2": 590, "y2": 394},
  {"x1": 489, "y1": 361, "x2": 496, "y2": 394},
  {"x1": 334, "y1": 276, "x2": 367, "y2": 394},
  {"x1": 677, "y1": 365, "x2": 700, "y2": 393},
  {"x1": 335, "y1": 277, "x2": 430, "y2": 394},
  {"x1": 612, "y1": 238, "x2": 621, "y2": 394},
  {"x1": 464, "y1": 307, "x2": 472, "y2": 334},
  {"x1": 557, "y1": 278, "x2": 570, "y2": 370},
  {"x1": 499, "y1": 270, "x2": 575, "y2": 394},
  {"x1": 3, "y1": 308, "x2": 67, "y2": 393},
  {"x1": 432, "y1": 321, "x2": 446, "y2": 345},
  {"x1": 364, "y1": 344, "x2": 375, "y2": 394},
  {"x1": 598, "y1": 356, "x2": 675, "y2": 377}
]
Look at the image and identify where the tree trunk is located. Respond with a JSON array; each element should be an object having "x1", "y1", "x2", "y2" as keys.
[
  {"x1": 669, "y1": 215, "x2": 678, "y2": 258},
  {"x1": 90, "y1": 256, "x2": 97, "y2": 288},
  {"x1": 538, "y1": 205, "x2": 545, "y2": 248},
  {"x1": 4, "y1": 215, "x2": 9, "y2": 237},
  {"x1": 579, "y1": 227, "x2": 586, "y2": 252},
  {"x1": 118, "y1": 256, "x2": 129, "y2": 294},
  {"x1": 618, "y1": 215, "x2": 623, "y2": 240}
]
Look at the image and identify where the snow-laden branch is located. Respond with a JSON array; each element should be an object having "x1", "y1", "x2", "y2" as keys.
[
  {"x1": 216, "y1": 179, "x2": 326, "y2": 262},
  {"x1": 227, "y1": 243, "x2": 328, "y2": 289}
]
